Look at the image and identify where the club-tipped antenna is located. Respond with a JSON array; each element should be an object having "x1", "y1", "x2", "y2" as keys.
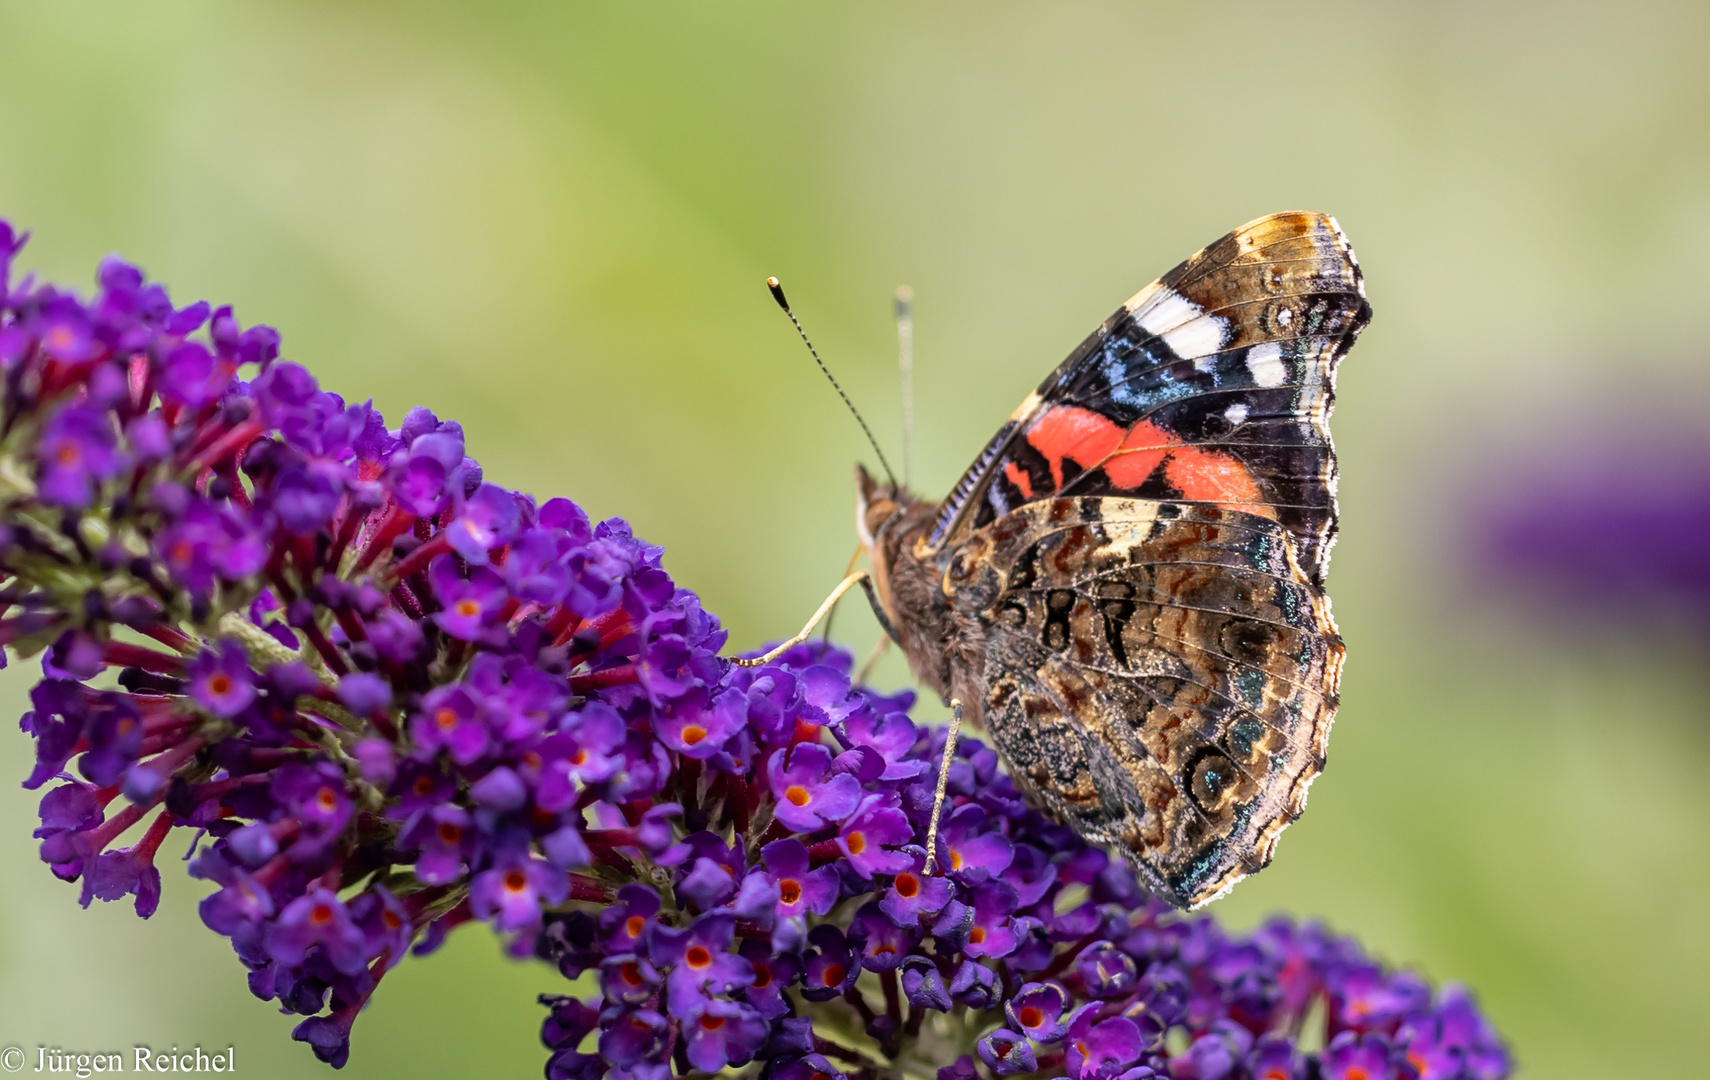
[
  {"x1": 895, "y1": 286, "x2": 914, "y2": 488},
  {"x1": 767, "y1": 276, "x2": 898, "y2": 488}
]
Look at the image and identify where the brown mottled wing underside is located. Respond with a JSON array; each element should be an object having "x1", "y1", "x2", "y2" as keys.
[{"x1": 947, "y1": 496, "x2": 1342, "y2": 908}]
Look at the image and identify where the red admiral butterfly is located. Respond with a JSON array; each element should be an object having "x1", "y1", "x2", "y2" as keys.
[{"x1": 753, "y1": 212, "x2": 1368, "y2": 908}]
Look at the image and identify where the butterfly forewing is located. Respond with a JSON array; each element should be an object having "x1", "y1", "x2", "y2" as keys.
[{"x1": 925, "y1": 211, "x2": 1368, "y2": 588}]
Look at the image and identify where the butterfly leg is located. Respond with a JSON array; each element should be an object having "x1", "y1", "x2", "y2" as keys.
[
  {"x1": 731, "y1": 570, "x2": 901, "y2": 668},
  {"x1": 923, "y1": 698, "x2": 963, "y2": 875}
]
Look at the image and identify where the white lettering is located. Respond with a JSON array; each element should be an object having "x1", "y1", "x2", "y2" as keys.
[{"x1": 135, "y1": 1049, "x2": 154, "y2": 1072}]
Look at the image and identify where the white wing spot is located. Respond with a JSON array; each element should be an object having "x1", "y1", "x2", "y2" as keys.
[
  {"x1": 1276, "y1": 306, "x2": 1294, "y2": 328},
  {"x1": 1246, "y1": 343, "x2": 1287, "y2": 388},
  {"x1": 1223, "y1": 403, "x2": 1250, "y2": 427},
  {"x1": 1133, "y1": 286, "x2": 1229, "y2": 360}
]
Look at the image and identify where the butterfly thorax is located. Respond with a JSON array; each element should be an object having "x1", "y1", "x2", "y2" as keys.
[{"x1": 855, "y1": 464, "x2": 978, "y2": 709}]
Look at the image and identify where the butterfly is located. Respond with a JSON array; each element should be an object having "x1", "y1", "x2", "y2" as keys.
[{"x1": 854, "y1": 212, "x2": 1369, "y2": 908}]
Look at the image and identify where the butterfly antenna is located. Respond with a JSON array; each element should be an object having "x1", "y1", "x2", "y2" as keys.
[
  {"x1": 767, "y1": 276, "x2": 899, "y2": 488},
  {"x1": 895, "y1": 285, "x2": 914, "y2": 488}
]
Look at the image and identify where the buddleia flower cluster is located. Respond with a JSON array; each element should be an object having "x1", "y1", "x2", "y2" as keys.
[{"x1": 1, "y1": 219, "x2": 1511, "y2": 1080}]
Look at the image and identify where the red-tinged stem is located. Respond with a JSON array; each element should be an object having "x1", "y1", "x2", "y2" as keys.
[
  {"x1": 390, "y1": 580, "x2": 425, "y2": 620},
  {"x1": 351, "y1": 506, "x2": 417, "y2": 574},
  {"x1": 326, "y1": 500, "x2": 369, "y2": 572},
  {"x1": 218, "y1": 458, "x2": 250, "y2": 510},
  {"x1": 126, "y1": 355, "x2": 152, "y2": 416},
  {"x1": 298, "y1": 620, "x2": 349, "y2": 677},
  {"x1": 139, "y1": 623, "x2": 194, "y2": 653},
  {"x1": 807, "y1": 839, "x2": 843, "y2": 868},
  {"x1": 755, "y1": 816, "x2": 793, "y2": 849},
  {"x1": 569, "y1": 663, "x2": 637, "y2": 693},
  {"x1": 386, "y1": 534, "x2": 452, "y2": 584},
  {"x1": 84, "y1": 798, "x2": 156, "y2": 856},
  {"x1": 544, "y1": 606, "x2": 578, "y2": 642},
  {"x1": 136, "y1": 810, "x2": 177, "y2": 860},
  {"x1": 186, "y1": 417, "x2": 265, "y2": 474},
  {"x1": 1042, "y1": 929, "x2": 1105, "y2": 979},
  {"x1": 94, "y1": 785, "x2": 121, "y2": 810},
  {"x1": 727, "y1": 775, "x2": 751, "y2": 838},
  {"x1": 332, "y1": 606, "x2": 368, "y2": 645},
  {"x1": 677, "y1": 757, "x2": 702, "y2": 812},
  {"x1": 103, "y1": 641, "x2": 186, "y2": 675},
  {"x1": 567, "y1": 875, "x2": 614, "y2": 904},
  {"x1": 880, "y1": 969, "x2": 902, "y2": 1028},
  {"x1": 138, "y1": 734, "x2": 205, "y2": 778},
  {"x1": 556, "y1": 607, "x2": 633, "y2": 651}
]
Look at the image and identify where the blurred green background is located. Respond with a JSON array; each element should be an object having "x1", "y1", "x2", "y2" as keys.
[{"x1": 2, "y1": 1, "x2": 1707, "y2": 1076}]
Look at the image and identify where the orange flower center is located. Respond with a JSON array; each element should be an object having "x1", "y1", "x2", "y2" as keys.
[
  {"x1": 208, "y1": 675, "x2": 231, "y2": 696},
  {"x1": 949, "y1": 849, "x2": 964, "y2": 871},
  {"x1": 969, "y1": 926, "x2": 986, "y2": 944},
  {"x1": 784, "y1": 785, "x2": 810, "y2": 807},
  {"x1": 751, "y1": 965, "x2": 772, "y2": 989},
  {"x1": 625, "y1": 915, "x2": 646, "y2": 938},
  {"x1": 455, "y1": 599, "x2": 480, "y2": 618},
  {"x1": 778, "y1": 879, "x2": 801, "y2": 906},
  {"x1": 570, "y1": 749, "x2": 589, "y2": 766},
  {"x1": 845, "y1": 832, "x2": 865, "y2": 855},
  {"x1": 699, "y1": 1015, "x2": 725, "y2": 1032},
  {"x1": 1019, "y1": 1006, "x2": 1043, "y2": 1028},
  {"x1": 1346, "y1": 1070, "x2": 1369, "y2": 1080},
  {"x1": 438, "y1": 823, "x2": 462, "y2": 844},
  {"x1": 503, "y1": 871, "x2": 528, "y2": 892},
  {"x1": 681, "y1": 724, "x2": 707, "y2": 746},
  {"x1": 382, "y1": 910, "x2": 402, "y2": 930},
  {"x1": 894, "y1": 872, "x2": 919, "y2": 898},
  {"x1": 413, "y1": 776, "x2": 435, "y2": 796},
  {"x1": 820, "y1": 963, "x2": 845, "y2": 987},
  {"x1": 685, "y1": 945, "x2": 713, "y2": 969},
  {"x1": 316, "y1": 787, "x2": 338, "y2": 811},
  {"x1": 435, "y1": 708, "x2": 458, "y2": 730},
  {"x1": 55, "y1": 443, "x2": 79, "y2": 465},
  {"x1": 309, "y1": 904, "x2": 334, "y2": 925}
]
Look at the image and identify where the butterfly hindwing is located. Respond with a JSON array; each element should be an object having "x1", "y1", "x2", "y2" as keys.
[
  {"x1": 948, "y1": 496, "x2": 1343, "y2": 908},
  {"x1": 926, "y1": 211, "x2": 1369, "y2": 588}
]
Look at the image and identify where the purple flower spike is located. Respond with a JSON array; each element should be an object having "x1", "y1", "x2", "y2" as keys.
[
  {"x1": 1007, "y1": 981, "x2": 1072, "y2": 1043},
  {"x1": 977, "y1": 1029, "x2": 1038, "y2": 1076},
  {"x1": 0, "y1": 218, "x2": 1511, "y2": 1080},
  {"x1": 767, "y1": 742, "x2": 860, "y2": 833}
]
